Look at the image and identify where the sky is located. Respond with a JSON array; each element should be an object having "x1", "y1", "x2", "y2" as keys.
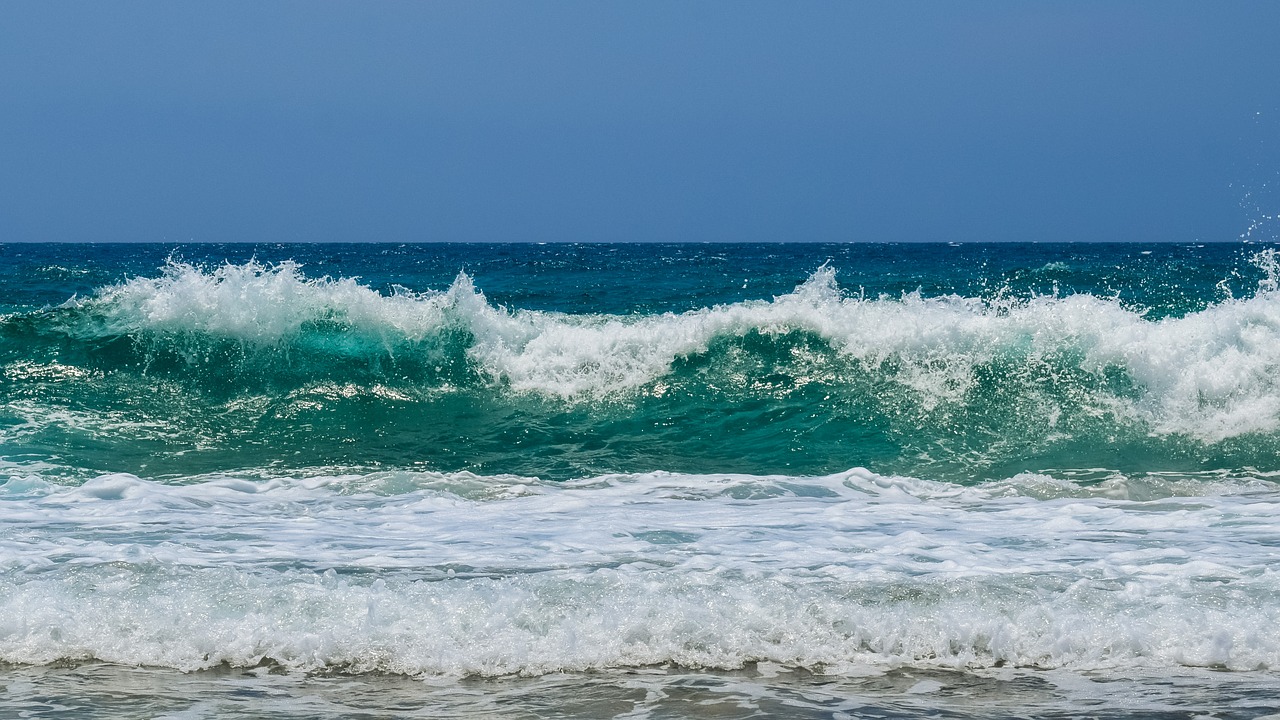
[{"x1": 2, "y1": 1, "x2": 1279, "y2": 243}]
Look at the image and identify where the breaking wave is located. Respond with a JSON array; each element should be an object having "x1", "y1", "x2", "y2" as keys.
[{"x1": 5, "y1": 257, "x2": 1280, "y2": 479}]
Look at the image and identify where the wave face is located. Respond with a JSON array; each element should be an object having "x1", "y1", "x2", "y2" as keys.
[
  {"x1": 3, "y1": 244, "x2": 1280, "y2": 481},
  {"x1": 2, "y1": 242, "x2": 1280, "y2": 689}
]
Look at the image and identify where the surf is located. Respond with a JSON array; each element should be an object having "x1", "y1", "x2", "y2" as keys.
[
  {"x1": 2, "y1": 467, "x2": 1278, "y2": 676},
  {"x1": 4, "y1": 254, "x2": 1280, "y2": 480}
]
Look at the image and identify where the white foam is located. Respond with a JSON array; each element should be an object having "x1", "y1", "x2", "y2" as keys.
[
  {"x1": 90, "y1": 259, "x2": 458, "y2": 345},
  {"x1": 1, "y1": 468, "x2": 1278, "y2": 676},
  {"x1": 71, "y1": 258, "x2": 1280, "y2": 441}
]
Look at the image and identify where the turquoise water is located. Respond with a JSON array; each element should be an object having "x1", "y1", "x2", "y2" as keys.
[
  {"x1": 2, "y1": 243, "x2": 1280, "y2": 718},
  {"x1": 4, "y1": 242, "x2": 1280, "y2": 482}
]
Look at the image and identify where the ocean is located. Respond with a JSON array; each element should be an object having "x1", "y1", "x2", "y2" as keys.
[{"x1": 2, "y1": 242, "x2": 1279, "y2": 718}]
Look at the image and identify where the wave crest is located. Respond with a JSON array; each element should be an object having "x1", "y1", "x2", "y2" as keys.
[
  {"x1": 4, "y1": 258, "x2": 1280, "y2": 481},
  {"x1": 46, "y1": 259, "x2": 1280, "y2": 440}
]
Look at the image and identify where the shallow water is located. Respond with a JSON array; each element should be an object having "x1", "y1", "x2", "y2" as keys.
[{"x1": 3, "y1": 663, "x2": 1279, "y2": 719}]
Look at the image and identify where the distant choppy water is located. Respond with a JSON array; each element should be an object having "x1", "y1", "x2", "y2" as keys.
[{"x1": 2, "y1": 242, "x2": 1280, "y2": 718}]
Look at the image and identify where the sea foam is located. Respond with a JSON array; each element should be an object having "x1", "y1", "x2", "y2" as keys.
[{"x1": 1, "y1": 468, "x2": 1278, "y2": 676}]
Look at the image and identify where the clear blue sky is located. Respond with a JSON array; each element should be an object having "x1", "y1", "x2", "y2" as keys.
[{"x1": 2, "y1": 1, "x2": 1279, "y2": 243}]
